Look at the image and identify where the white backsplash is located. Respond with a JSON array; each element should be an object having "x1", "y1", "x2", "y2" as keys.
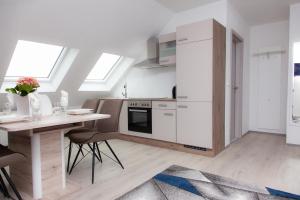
[{"x1": 112, "y1": 66, "x2": 176, "y2": 98}]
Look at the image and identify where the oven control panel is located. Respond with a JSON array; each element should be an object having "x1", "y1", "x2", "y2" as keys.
[{"x1": 128, "y1": 101, "x2": 152, "y2": 108}]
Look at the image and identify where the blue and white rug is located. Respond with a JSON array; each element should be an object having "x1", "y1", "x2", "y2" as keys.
[{"x1": 118, "y1": 165, "x2": 300, "y2": 200}]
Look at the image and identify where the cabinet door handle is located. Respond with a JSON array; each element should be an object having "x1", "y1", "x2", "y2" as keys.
[
  {"x1": 158, "y1": 104, "x2": 167, "y2": 107},
  {"x1": 164, "y1": 113, "x2": 174, "y2": 116},
  {"x1": 178, "y1": 105, "x2": 188, "y2": 109},
  {"x1": 177, "y1": 96, "x2": 188, "y2": 99},
  {"x1": 178, "y1": 38, "x2": 188, "y2": 42},
  {"x1": 128, "y1": 109, "x2": 147, "y2": 113}
]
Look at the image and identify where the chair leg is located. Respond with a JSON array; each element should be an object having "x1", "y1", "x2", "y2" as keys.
[
  {"x1": 104, "y1": 141, "x2": 124, "y2": 169},
  {"x1": 96, "y1": 143, "x2": 102, "y2": 163},
  {"x1": 92, "y1": 143, "x2": 96, "y2": 184},
  {"x1": 1, "y1": 168, "x2": 22, "y2": 200},
  {"x1": 0, "y1": 172, "x2": 9, "y2": 198},
  {"x1": 67, "y1": 140, "x2": 72, "y2": 173},
  {"x1": 87, "y1": 144, "x2": 101, "y2": 162},
  {"x1": 79, "y1": 145, "x2": 85, "y2": 156},
  {"x1": 69, "y1": 144, "x2": 83, "y2": 175}
]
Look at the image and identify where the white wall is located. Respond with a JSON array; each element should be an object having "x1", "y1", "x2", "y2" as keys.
[
  {"x1": 0, "y1": 0, "x2": 173, "y2": 106},
  {"x1": 287, "y1": 3, "x2": 300, "y2": 144},
  {"x1": 111, "y1": 67, "x2": 176, "y2": 98},
  {"x1": 249, "y1": 21, "x2": 289, "y2": 134}
]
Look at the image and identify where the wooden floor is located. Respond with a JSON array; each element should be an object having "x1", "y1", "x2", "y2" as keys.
[{"x1": 3, "y1": 132, "x2": 300, "y2": 199}]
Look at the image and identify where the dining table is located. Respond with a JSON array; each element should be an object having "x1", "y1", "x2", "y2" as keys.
[{"x1": 0, "y1": 113, "x2": 110, "y2": 200}]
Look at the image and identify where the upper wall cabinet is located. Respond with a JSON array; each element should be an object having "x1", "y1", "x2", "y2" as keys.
[
  {"x1": 159, "y1": 33, "x2": 176, "y2": 66},
  {"x1": 176, "y1": 20, "x2": 213, "y2": 45}
]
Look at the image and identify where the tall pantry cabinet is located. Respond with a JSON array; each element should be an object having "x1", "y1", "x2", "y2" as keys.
[{"x1": 176, "y1": 19, "x2": 226, "y2": 155}]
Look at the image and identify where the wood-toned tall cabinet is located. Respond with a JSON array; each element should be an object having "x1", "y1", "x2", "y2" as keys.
[{"x1": 176, "y1": 19, "x2": 226, "y2": 155}]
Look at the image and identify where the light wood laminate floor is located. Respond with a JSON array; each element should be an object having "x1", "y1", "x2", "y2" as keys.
[{"x1": 4, "y1": 132, "x2": 300, "y2": 199}]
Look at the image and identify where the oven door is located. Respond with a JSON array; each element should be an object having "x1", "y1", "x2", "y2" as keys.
[{"x1": 128, "y1": 107, "x2": 152, "y2": 134}]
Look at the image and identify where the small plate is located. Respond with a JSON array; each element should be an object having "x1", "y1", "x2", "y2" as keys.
[
  {"x1": 0, "y1": 115, "x2": 29, "y2": 124},
  {"x1": 66, "y1": 109, "x2": 94, "y2": 115}
]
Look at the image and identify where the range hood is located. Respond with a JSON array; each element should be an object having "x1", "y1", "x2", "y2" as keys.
[{"x1": 135, "y1": 37, "x2": 167, "y2": 69}]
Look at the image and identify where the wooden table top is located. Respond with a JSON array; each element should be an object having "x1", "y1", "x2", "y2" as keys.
[{"x1": 0, "y1": 114, "x2": 110, "y2": 132}]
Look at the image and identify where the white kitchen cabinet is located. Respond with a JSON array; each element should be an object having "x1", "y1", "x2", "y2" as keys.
[
  {"x1": 177, "y1": 102, "x2": 212, "y2": 149},
  {"x1": 119, "y1": 101, "x2": 128, "y2": 133},
  {"x1": 159, "y1": 33, "x2": 176, "y2": 66},
  {"x1": 176, "y1": 19, "x2": 213, "y2": 45},
  {"x1": 152, "y1": 108, "x2": 176, "y2": 143},
  {"x1": 176, "y1": 39, "x2": 213, "y2": 102},
  {"x1": 176, "y1": 19, "x2": 226, "y2": 153},
  {"x1": 152, "y1": 101, "x2": 176, "y2": 110}
]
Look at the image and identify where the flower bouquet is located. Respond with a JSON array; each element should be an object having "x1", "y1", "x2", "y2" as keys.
[
  {"x1": 5, "y1": 77, "x2": 40, "y2": 115},
  {"x1": 6, "y1": 77, "x2": 40, "y2": 96}
]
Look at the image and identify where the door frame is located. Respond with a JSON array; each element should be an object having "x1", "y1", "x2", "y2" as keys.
[{"x1": 230, "y1": 30, "x2": 244, "y2": 142}]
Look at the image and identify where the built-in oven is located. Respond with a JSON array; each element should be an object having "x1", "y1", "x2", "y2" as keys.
[{"x1": 128, "y1": 101, "x2": 152, "y2": 134}]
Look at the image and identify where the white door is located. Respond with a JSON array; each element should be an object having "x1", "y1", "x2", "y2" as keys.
[
  {"x1": 177, "y1": 102, "x2": 212, "y2": 148},
  {"x1": 152, "y1": 109, "x2": 176, "y2": 142},
  {"x1": 257, "y1": 53, "x2": 282, "y2": 131},
  {"x1": 176, "y1": 40, "x2": 213, "y2": 102}
]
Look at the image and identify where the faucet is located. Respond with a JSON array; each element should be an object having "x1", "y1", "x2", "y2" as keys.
[{"x1": 122, "y1": 82, "x2": 128, "y2": 98}]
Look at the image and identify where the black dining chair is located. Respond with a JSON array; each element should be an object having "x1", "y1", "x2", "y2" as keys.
[
  {"x1": 0, "y1": 144, "x2": 25, "y2": 200},
  {"x1": 66, "y1": 98, "x2": 100, "y2": 173},
  {"x1": 67, "y1": 99, "x2": 124, "y2": 184}
]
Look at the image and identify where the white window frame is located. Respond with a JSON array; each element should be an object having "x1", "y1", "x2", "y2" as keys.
[
  {"x1": 3, "y1": 48, "x2": 68, "y2": 83},
  {"x1": 1, "y1": 48, "x2": 79, "y2": 93},
  {"x1": 79, "y1": 57, "x2": 135, "y2": 92},
  {"x1": 85, "y1": 54, "x2": 123, "y2": 83}
]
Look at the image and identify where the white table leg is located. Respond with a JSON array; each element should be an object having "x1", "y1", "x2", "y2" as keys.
[
  {"x1": 61, "y1": 131, "x2": 66, "y2": 189},
  {"x1": 31, "y1": 133, "x2": 43, "y2": 199}
]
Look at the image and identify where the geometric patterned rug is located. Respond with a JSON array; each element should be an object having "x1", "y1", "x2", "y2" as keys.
[{"x1": 118, "y1": 165, "x2": 299, "y2": 200}]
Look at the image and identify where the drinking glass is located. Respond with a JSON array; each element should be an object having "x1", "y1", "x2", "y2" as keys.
[
  {"x1": 2, "y1": 102, "x2": 12, "y2": 115},
  {"x1": 53, "y1": 102, "x2": 62, "y2": 115}
]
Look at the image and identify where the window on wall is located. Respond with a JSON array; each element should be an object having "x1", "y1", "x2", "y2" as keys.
[
  {"x1": 5, "y1": 40, "x2": 64, "y2": 79},
  {"x1": 86, "y1": 53, "x2": 121, "y2": 81}
]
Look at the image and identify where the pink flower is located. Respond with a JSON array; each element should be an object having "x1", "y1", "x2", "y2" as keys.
[{"x1": 17, "y1": 77, "x2": 40, "y2": 88}]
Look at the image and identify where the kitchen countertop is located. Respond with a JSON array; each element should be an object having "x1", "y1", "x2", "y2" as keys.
[
  {"x1": 103, "y1": 97, "x2": 176, "y2": 101},
  {"x1": 126, "y1": 98, "x2": 176, "y2": 101}
]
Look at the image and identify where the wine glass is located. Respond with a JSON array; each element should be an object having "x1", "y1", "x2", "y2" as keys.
[{"x1": 60, "y1": 97, "x2": 68, "y2": 113}]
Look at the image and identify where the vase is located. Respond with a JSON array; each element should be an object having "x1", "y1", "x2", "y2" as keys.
[{"x1": 14, "y1": 95, "x2": 30, "y2": 116}]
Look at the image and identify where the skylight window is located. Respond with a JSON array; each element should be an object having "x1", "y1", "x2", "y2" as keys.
[
  {"x1": 5, "y1": 40, "x2": 64, "y2": 78},
  {"x1": 86, "y1": 53, "x2": 121, "y2": 81}
]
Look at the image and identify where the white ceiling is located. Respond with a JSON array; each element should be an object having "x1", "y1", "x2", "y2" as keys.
[
  {"x1": 155, "y1": 0, "x2": 220, "y2": 12},
  {"x1": 230, "y1": 0, "x2": 300, "y2": 25},
  {"x1": 155, "y1": 0, "x2": 300, "y2": 25}
]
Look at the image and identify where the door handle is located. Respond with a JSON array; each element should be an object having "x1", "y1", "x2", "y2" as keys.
[
  {"x1": 178, "y1": 105, "x2": 188, "y2": 109},
  {"x1": 158, "y1": 104, "x2": 167, "y2": 108},
  {"x1": 164, "y1": 113, "x2": 174, "y2": 116},
  {"x1": 178, "y1": 38, "x2": 188, "y2": 42}
]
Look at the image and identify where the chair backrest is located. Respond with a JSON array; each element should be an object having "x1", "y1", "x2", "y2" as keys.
[
  {"x1": 0, "y1": 145, "x2": 25, "y2": 168},
  {"x1": 82, "y1": 98, "x2": 100, "y2": 129},
  {"x1": 95, "y1": 99, "x2": 123, "y2": 133}
]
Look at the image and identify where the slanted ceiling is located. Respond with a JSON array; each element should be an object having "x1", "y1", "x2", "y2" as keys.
[{"x1": 0, "y1": 0, "x2": 172, "y2": 105}]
